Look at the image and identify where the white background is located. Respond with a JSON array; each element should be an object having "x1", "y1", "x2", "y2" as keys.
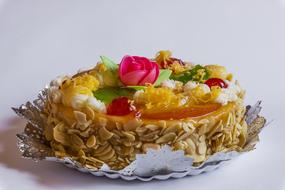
[{"x1": 0, "y1": 0, "x2": 285, "y2": 190}]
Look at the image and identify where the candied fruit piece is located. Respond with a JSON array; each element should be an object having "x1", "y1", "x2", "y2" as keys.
[
  {"x1": 205, "y1": 78, "x2": 228, "y2": 88},
  {"x1": 107, "y1": 97, "x2": 134, "y2": 116},
  {"x1": 141, "y1": 103, "x2": 221, "y2": 119}
]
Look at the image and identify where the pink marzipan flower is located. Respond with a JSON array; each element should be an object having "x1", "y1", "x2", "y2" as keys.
[{"x1": 119, "y1": 55, "x2": 159, "y2": 86}]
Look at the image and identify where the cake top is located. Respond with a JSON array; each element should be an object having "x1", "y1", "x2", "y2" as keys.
[{"x1": 48, "y1": 50, "x2": 243, "y2": 120}]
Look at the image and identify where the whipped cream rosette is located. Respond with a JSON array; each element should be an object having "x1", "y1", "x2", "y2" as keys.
[{"x1": 14, "y1": 50, "x2": 267, "y2": 180}]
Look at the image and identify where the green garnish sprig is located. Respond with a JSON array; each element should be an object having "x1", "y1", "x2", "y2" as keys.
[{"x1": 170, "y1": 65, "x2": 210, "y2": 84}]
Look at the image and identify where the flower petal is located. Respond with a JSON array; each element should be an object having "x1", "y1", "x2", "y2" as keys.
[
  {"x1": 119, "y1": 55, "x2": 160, "y2": 86},
  {"x1": 153, "y1": 62, "x2": 160, "y2": 81},
  {"x1": 138, "y1": 65, "x2": 159, "y2": 85},
  {"x1": 119, "y1": 55, "x2": 134, "y2": 75},
  {"x1": 127, "y1": 62, "x2": 143, "y2": 73},
  {"x1": 121, "y1": 70, "x2": 148, "y2": 86}
]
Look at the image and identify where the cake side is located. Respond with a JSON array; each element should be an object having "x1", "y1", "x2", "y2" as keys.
[{"x1": 43, "y1": 51, "x2": 248, "y2": 170}]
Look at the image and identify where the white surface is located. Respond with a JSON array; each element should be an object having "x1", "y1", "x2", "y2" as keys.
[{"x1": 0, "y1": 0, "x2": 285, "y2": 189}]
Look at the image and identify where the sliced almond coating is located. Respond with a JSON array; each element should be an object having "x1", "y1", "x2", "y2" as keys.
[
  {"x1": 212, "y1": 132, "x2": 223, "y2": 140},
  {"x1": 215, "y1": 135, "x2": 225, "y2": 152},
  {"x1": 86, "y1": 135, "x2": 96, "y2": 148},
  {"x1": 112, "y1": 129, "x2": 123, "y2": 138},
  {"x1": 123, "y1": 119, "x2": 142, "y2": 131},
  {"x1": 78, "y1": 149, "x2": 85, "y2": 157},
  {"x1": 142, "y1": 143, "x2": 160, "y2": 152},
  {"x1": 185, "y1": 147, "x2": 195, "y2": 155},
  {"x1": 135, "y1": 125, "x2": 148, "y2": 134},
  {"x1": 84, "y1": 106, "x2": 95, "y2": 120},
  {"x1": 207, "y1": 120, "x2": 223, "y2": 138},
  {"x1": 98, "y1": 149, "x2": 115, "y2": 161},
  {"x1": 71, "y1": 122, "x2": 77, "y2": 128},
  {"x1": 99, "y1": 126, "x2": 114, "y2": 140},
  {"x1": 238, "y1": 123, "x2": 247, "y2": 147},
  {"x1": 115, "y1": 122, "x2": 123, "y2": 130},
  {"x1": 53, "y1": 128, "x2": 69, "y2": 146},
  {"x1": 141, "y1": 130, "x2": 159, "y2": 138},
  {"x1": 225, "y1": 112, "x2": 232, "y2": 128},
  {"x1": 121, "y1": 131, "x2": 136, "y2": 142},
  {"x1": 85, "y1": 164, "x2": 99, "y2": 170},
  {"x1": 182, "y1": 122, "x2": 194, "y2": 133},
  {"x1": 176, "y1": 132, "x2": 192, "y2": 142},
  {"x1": 70, "y1": 134, "x2": 85, "y2": 148},
  {"x1": 232, "y1": 123, "x2": 238, "y2": 139},
  {"x1": 173, "y1": 141, "x2": 188, "y2": 150},
  {"x1": 185, "y1": 138, "x2": 196, "y2": 151},
  {"x1": 145, "y1": 124, "x2": 160, "y2": 131},
  {"x1": 93, "y1": 145, "x2": 112, "y2": 157},
  {"x1": 117, "y1": 146, "x2": 134, "y2": 156},
  {"x1": 93, "y1": 143, "x2": 109, "y2": 154},
  {"x1": 123, "y1": 141, "x2": 133, "y2": 147},
  {"x1": 84, "y1": 156, "x2": 104, "y2": 164},
  {"x1": 156, "y1": 132, "x2": 176, "y2": 144},
  {"x1": 73, "y1": 111, "x2": 87, "y2": 124},
  {"x1": 135, "y1": 141, "x2": 142, "y2": 148},
  {"x1": 140, "y1": 134, "x2": 159, "y2": 142},
  {"x1": 79, "y1": 128, "x2": 91, "y2": 138},
  {"x1": 198, "y1": 118, "x2": 209, "y2": 125},
  {"x1": 193, "y1": 154, "x2": 206, "y2": 163},
  {"x1": 162, "y1": 123, "x2": 180, "y2": 135},
  {"x1": 199, "y1": 135, "x2": 206, "y2": 142},
  {"x1": 98, "y1": 117, "x2": 107, "y2": 127},
  {"x1": 197, "y1": 143, "x2": 207, "y2": 155},
  {"x1": 77, "y1": 120, "x2": 92, "y2": 131},
  {"x1": 57, "y1": 144, "x2": 66, "y2": 153},
  {"x1": 198, "y1": 124, "x2": 209, "y2": 135},
  {"x1": 139, "y1": 130, "x2": 160, "y2": 142},
  {"x1": 56, "y1": 122, "x2": 66, "y2": 131},
  {"x1": 55, "y1": 151, "x2": 66, "y2": 157}
]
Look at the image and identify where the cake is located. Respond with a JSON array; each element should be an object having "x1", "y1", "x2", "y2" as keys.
[{"x1": 44, "y1": 50, "x2": 247, "y2": 170}]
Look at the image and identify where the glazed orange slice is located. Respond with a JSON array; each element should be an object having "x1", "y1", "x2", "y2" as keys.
[{"x1": 140, "y1": 103, "x2": 222, "y2": 120}]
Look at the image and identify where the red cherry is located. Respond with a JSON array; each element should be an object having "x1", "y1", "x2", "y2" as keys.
[
  {"x1": 107, "y1": 97, "x2": 134, "y2": 116},
  {"x1": 205, "y1": 78, "x2": 228, "y2": 88}
]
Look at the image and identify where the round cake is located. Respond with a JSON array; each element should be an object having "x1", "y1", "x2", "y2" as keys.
[{"x1": 45, "y1": 50, "x2": 247, "y2": 170}]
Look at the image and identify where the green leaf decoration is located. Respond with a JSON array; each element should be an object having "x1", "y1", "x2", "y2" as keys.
[
  {"x1": 126, "y1": 86, "x2": 147, "y2": 91},
  {"x1": 100, "y1": 56, "x2": 119, "y2": 71},
  {"x1": 93, "y1": 87, "x2": 134, "y2": 104},
  {"x1": 170, "y1": 65, "x2": 210, "y2": 84},
  {"x1": 154, "y1": 69, "x2": 172, "y2": 86},
  {"x1": 170, "y1": 71, "x2": 191, "y2": 84},
  {"x1": 100, "y1": 56, "x2": 120, "y2": 87}
]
